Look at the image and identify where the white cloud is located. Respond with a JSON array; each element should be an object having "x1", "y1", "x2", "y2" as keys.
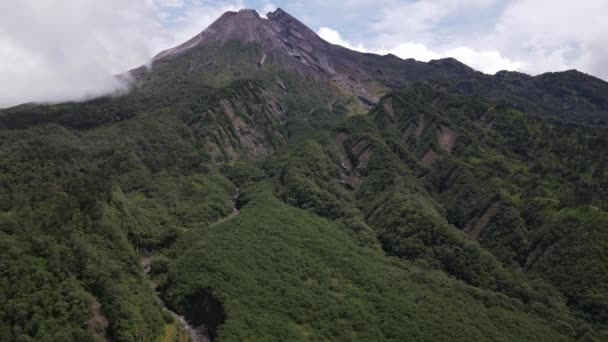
[
  {"x1": 441, "y1": 47, "x2": 524, "y2": 73},
  {"x1": 385, "y1": 44, "x2": 524, "y2": 75},
  {"x1": 259, "y1": 3, "x2": 277, "y2": 19},
  {"x1": 0, "y1": 37, "x2": 131, "y2": 108},
  {"x1": 490, "y1": 0, "x2": 608, "y2": 79},
  {"x1": 317, "y1": 26, "x2": 523, "y2": 74},
  {"x1": 317, "y1": 1, "x2": 523, "y2": 74},
  {"x1": 0, "y1": 0, "x2": 164, "y2": 108},
  {"x1": 362, "y1": 0, "x2": 608, "y2": 79},
  {"x1": 373, "y1": 0, "x2": 500, "y2": 44},
  {"x1": 316, "y1": 0, "x2": 608, "y2": 79},
  {"x1": 380, "y1": 43, "x2": 439, "y2": 63},
  {"x1": 317, "y1": 27, "x2": 367, "y2": 52},
  {"x1": 0, "y1": 0, "x2": 243, "y2": 108}
]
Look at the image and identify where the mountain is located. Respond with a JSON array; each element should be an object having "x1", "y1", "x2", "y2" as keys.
[
  {"x1": 0, "y1": 8, "x2": 607, "y2": 342},
  {"x1": 129, "y1": 8, "x2": 608, "y2": 125},
  {"x1": 132, "y1": 8, "x2": 463, "y2": 107}
]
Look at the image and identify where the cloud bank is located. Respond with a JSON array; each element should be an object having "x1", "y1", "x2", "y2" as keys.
[
  {"x1": 0, "y1": 0, "x2": 161, "y2": 108},
  {"x1": 0, "y1": 0, "x2": 243, "y2": 108}
]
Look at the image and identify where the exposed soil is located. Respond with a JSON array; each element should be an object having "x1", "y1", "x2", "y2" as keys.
[
  {"x1": 438, "y1": 126, "x2": 457, "y2": 153},
  {"x1": 421, "y1": 149, "x2": 438, "y2": 167},
  {"x1": 87, "y1": 300, "x2": 109, "y2": 338},
  {"x1": 464, "y1": 202, "x2": 500, "y2": 240}
]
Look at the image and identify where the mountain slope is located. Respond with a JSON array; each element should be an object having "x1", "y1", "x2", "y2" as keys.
[
  {"x1": 367, "y1": 83, "x2": 607, "y2": 323},
  {"x1": 0, "y1": 7, "x2": 607, "y2": 342}
]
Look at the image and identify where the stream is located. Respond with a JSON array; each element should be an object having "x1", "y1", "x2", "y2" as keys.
[
  {"x1": 141, "y1": 254, "x2": 211, "y2": 342},
  {"x1": 141, "y1": 192, "x2": 240, "y2": 342}
]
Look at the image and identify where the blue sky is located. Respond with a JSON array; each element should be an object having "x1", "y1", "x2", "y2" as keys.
[
  {"x1": 1, "y1": 0, "x2": 607, "y2": 107},
  {"x1": 158, "y1": 1, "x2": 508, "y2": 48}
]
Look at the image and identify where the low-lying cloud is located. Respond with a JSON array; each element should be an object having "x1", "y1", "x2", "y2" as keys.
[
  {"x1": 0, "y1": 0, "x2": 242, "y2": 108},
  {"x1": 0, "y1": 0, "x2": 161, "y2": 108}
]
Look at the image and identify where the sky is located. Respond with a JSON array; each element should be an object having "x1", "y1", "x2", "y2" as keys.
[{"x1": 1, "y1": 0, "x2": 607, "y2": 107}]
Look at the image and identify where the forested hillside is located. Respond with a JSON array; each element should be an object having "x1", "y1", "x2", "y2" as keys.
[{"x1": 0, "y1": 8, "x2": 606, "y2": 342}]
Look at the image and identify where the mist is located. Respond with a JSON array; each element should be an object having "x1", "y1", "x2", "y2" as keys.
[
  {"x1": 0, "y1": 0, "x2": 249, "y2": 109},
  {"x1": 0, "y1": 0, "x2": 168, "y2": 108}
]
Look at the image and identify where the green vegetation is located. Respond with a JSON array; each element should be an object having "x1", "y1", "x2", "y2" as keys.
[
  {"x1": 155, "y1": 320, "x2": 190, "y2": 342},
  {"x1": 367, "y1": 83, "x2": 607, "y2": 328},
  {"x1": 0, "y1": 96, "x2": 235, "y2": 340},
  {"x1": 0, "y1": 39, "x2": 606, "y2": 341},
  {"x1": 160, "y1": 187, "x2": 581, "y2": 341}
]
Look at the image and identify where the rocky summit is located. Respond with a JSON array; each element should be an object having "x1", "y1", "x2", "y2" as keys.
[{"x1": 0, "y1": 8, "x2": 607, "y2": 342}]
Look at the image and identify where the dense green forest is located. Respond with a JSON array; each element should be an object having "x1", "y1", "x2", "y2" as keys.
[
  {"x1": 1, "y1": 9, "x2": 607, "y2": 341},
  {"x1": 1, "y1": 79, "x2": 606, "y2": 340}
]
